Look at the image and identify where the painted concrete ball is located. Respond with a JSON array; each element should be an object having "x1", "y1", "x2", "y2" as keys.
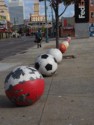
[
  {"x1": 4, "y1": 66, "x2": 45, "y2": 106},
  {"x1": 35, "y1": 54, "x2": 58, "y2": 76},
  {"x1": 47, "y1": 48, "x2": 63, "y2": 63},
  {"x1": 59, "y1": 43, "x2": 67, "y2": 53},
  {"x1": 67, "y1": 37, "x2": 71, "y2": 43},
  {"x1": 62, "y1": 41, "x2": 69, "y2": 49}
]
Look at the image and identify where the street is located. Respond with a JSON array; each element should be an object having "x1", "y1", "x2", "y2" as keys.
[{"x1": 0, "y1": 36, "x2": 35, "y2": 61}]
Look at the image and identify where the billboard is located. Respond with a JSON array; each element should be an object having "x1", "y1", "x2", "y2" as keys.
[{"x1": 75, "y1": 0, "x2": 89, "y2": 23}]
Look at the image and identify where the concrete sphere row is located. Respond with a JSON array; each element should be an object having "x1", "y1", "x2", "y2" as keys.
[
  {"x1": 59, "y1": 38, "x2": 71, "y2": 53},
  {"x1": 4, "y1": 37, "x2": 71, "y2": 106}
]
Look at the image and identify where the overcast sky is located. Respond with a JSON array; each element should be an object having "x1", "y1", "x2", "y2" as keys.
[{"x1": 4, "y1": 0, "x2": 74, "y2": 19}]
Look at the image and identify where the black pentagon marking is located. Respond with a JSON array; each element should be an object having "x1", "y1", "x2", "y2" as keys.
[
  {"x1": 45, "y1": 64, "x2": 52, "y2": 71},
  {"x1": 30, "y1": 77, "x2": 35, "y2": 80},
  {"x1": 28, "y1": 68, "x2": 36, "y2": 74},
  {"x1": 29, "y1": 71, "x2": 35, "y2": 74},
  {"x1": 5, "y1": 72, "x2": 13, "y2": 83},
  {"x1": 8, "y1": 85, "x2": 13, "y2": 91},
  {"x1": 28, "y1": 67, "x2": 37, "y2": 72},
  {"x1": 35, "y1": 62, "x2": 40, "y2": 70},
  {"x1": 19, "y1": 81, "x2": 26, "y2": 84},
  {"x1": 27, "y1": 67, "x2": 36, "y2": 74},
  {"x1": 41, "y1": 54, "x2": 48, "y2": 59},
  {"x1": 12, "y1": 68, "x2": 25, "y2": 79}
]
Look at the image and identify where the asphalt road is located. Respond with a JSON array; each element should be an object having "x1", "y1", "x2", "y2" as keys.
[{"x1": 0, "y1": 36, "x2": 35, "y2": 61}]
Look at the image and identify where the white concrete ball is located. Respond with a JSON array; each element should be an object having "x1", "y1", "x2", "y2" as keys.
[{"x1": 47, "y1": 48, "x2": 63, "y2": 63}]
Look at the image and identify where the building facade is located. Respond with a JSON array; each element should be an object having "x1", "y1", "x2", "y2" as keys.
[
  {"x1": 89, "y1": 0, "x2": 94, "y2": 23},
  {"x1": 30, "y1": 14, "x2": 45, "y2": 22},
  {"x1": 29, "y1": 2, "x2": 47, "y2": 34},
  {"x1": 0, "y1": 0, "x2": 10, "y2": 21},
  {"x1": 0, "y1": 0, "x2": 11, "y2": 33},
  {"x1": 60, "y1": 17, "x2": 75, "y2": 37},
  {"x1": 75, "y1": 0, "x2": 94, "y2": 38},
  {"x1": 9, "y1": 0, "x2": 24, "y2": 25},
  {"x1": 30, "y1": 2, "x2": 45, "y2": 22}
]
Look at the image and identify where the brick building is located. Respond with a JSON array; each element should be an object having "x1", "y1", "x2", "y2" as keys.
[
  {"x1": 89, "y1": 0, "x2": 94, "y2": 23},
  {"x1": 75, "y1": 0, "x2": 94, "y2": 38},
  {"x1": 59, "y1": 17, "x2": 75, "y2": 37}
]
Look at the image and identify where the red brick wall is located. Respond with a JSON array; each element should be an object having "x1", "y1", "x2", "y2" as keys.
[{"x1": 59, "y1": 27, "x2": 75, "y2": 37}]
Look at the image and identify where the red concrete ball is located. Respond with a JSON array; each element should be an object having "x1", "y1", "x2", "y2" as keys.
[
  {"x1": 5, "y1": 79, "x2": 45, "y2": 106},
  {"x1": 59, "y1": 43, "x2": 67, "y2": 53},
  {"x1": 4, "y1": 66, "x2": 45, "y2": 106}
]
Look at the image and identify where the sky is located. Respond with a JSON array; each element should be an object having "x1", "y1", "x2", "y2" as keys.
[{"x1": 4, "y1": 0, "x2": 74, "y2": 19}]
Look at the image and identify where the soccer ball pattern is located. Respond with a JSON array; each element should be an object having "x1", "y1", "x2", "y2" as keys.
[
  {"x1": 4, "y1": 66, "x2": 44, "y2": 106},
  {"x1": 4, "y1": 66, "x2": 43, "y2": 91},
  {"x1": 47, "y1": 48, "x2": 63, "y2": 63},
  {"x1": 35, "y1": 54, "x2": 58, "y2": 76}
]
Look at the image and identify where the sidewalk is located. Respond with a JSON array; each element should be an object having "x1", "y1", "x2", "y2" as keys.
[{"x1": 0, "y1": 37, "x2": 94, "y2": 125}]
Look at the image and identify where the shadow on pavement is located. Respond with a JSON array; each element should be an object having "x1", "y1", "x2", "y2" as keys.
[
  {"x1": 0, "y1": 95, "x2": 16, "y2": 108},
  {"x1": 63, "y1": 55, "x2": 76, "y2": 59}
]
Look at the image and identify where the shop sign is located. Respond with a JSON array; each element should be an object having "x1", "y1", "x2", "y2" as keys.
[{"x1": 75, "y1": 0, "x2": 89, "y2": 23}]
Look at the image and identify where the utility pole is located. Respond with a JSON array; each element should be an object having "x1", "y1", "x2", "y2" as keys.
[{"x1": 44, "y1": 0, "x2": 48, "y2": 43}]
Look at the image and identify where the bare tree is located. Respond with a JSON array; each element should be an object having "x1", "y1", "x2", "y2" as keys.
[{"x1": 50, "y1": 0, "x2": 76, "y2": 48}]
